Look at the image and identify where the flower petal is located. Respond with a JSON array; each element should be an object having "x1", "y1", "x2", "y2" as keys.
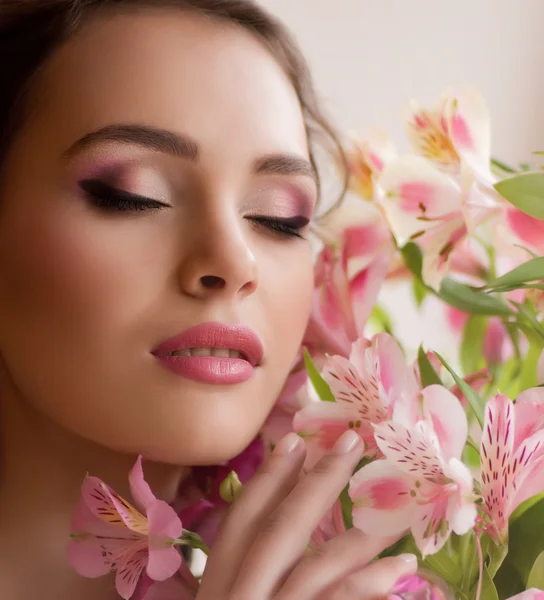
[
  {"x1": 446, "y1": 88, "x2": 491, "y2": 180},
  {"x1": 146, "y1": 546, "x2": 182, "y2": 583},
  {"x1": 349, "y1": 460, "x2": 417, "y2": 536},
  {"x1": 373, "y1": 333, "x2": 420, "y2": 400},
  {"x1": 419, "y1": 217, "x2": 467, "y2": 290},
  {"x1": 511, "y1": 427, "x2": 544, "y2": 507},
  {"x1": 116, "y1": 547, "x2": 148, "y2": 599},
  {"x1": 68, "y1": 499, "x2": 143, "y2": 580},
  {"x1": 82, "y1": 476, "x2": 148, "y2": 534},
  {"x1": 129, "y1": 457, "x2": 157, "y2": 513},
  {"x1": 293, "y1": 400, "x2": 363, "y2": 459},
  {"x1": 443, "y1": 458, "x2": 477, "y2": 535},
  {"x1": 373, "y1": 420, "x2": 444, "y2": 481},
  {"x1": 379, "y1": 156, "x2": 462, "y2": 244},
  {"x1": 411, "y1": 500, "x2": 451, "y2": 557},
  {"x1": 306, "y1": 247, "x2": 354, "y2": 357},
  {"x1": 506, "y1": 208, "x2": 544, "y2": 254},
  {"x1": 146, "y1": 499, "x2": 183, "y2": 541},
  {"x1": 361, "y1": 127, "x2": 398, "y2": 174},
  {"x1": 349, "y1": 253, "x2": 391, "y2": 333},
  {"x1": 480, "y1": 394, "x2": 514, "y2": 537},
  {"x1": 67, "y1": 536, "x2": 115, "y2": 579},
  {"x1": 513, "y1": 387, "x2": 544, "y2": 451},
  {"x1": 405, "y1": 99, "x2": 460, "y2": 172},
  {"x1": 507, "y1": 591, "x2": 544, "y2": 600},
  {"x1": 422, "y1": 385, "x2": 468, "y2": 461}
]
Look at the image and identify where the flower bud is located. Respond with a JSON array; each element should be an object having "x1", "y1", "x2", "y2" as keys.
[{"x1": 219, "y1": 470, "x2": 243, "y2": 504}]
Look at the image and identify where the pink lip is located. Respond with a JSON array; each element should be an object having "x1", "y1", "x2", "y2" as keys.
[{"x1": 152, "y1": 322, "x2": 264, "y2": 384}]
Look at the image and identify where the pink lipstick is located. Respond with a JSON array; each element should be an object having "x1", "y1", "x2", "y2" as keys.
[{"x1": 152, "y1": 322, "x2": 264, "y2": 384}]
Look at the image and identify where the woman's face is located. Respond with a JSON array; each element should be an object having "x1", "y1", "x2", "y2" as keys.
[{"x1": 0, "y1": 8, "x2": 316, "y2": 464}]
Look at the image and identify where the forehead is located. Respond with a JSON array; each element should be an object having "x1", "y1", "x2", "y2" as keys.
[{"x1": 24, "y1": 8, "x2": 309, "y2": 161}]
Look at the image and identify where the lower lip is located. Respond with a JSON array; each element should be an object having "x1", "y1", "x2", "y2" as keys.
[{"x1": 155, "y1": 355, "x2": 255, "y2": 384}]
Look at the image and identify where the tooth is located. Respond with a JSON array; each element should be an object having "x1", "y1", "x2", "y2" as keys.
[
  {"x1": 211, "y1": 348, "x2": 230, "y2": 357},
  {"x1": 229, "y1": 350, "x2": 242, "y2": 359},
  {"x1": 191, "y1": 348, "x2": 213, "y2": 357},
  {"x1": 170, "y1": 349, "x2": 191, "y2": 357}
]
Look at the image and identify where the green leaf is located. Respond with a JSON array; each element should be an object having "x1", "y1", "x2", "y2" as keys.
[
  {"x1": 460, "y1": 316, "x2": 488, "y2": 375},
  {"x1": 500, "y1": 496, "x2": 544, "y2": 587},
  {"x1": 438, "y1": 278, "x2": 513, "y2": 316},
  {"x1": 495, "y1": 173, "x2": 544, "y2": 219},
  {"x1": 491, "y1": 157, "x2": 518, "y2": 174},
  {"x1": 368, "y1": 304, "x2": 394, "y2": 335},
  {"x1": 479, "y1": 565, "x2": 500, "y2": 600},
  {"x1": 303, "y1": 349, "x2": 335, "y2": 402},
  {"x1": 436, "y1": 352, "x2": 485, "y2": 426},
  {"x1": 485, "y1": 257, "x2": 544, "y2": 291},
  {"x1": 494, "y1": 560, "x2": 525, "y2": 599},
  {"x1": 339, "y1": 484, "x2": 353, "y2": 529},
  {"x1": 422, "y1": 544, "x2": 464, "y2": 588},
  {"x1": 527, "y1": 551, "x2": 544, "y2": 590},
  {"x1": 418, "y1": 345, "x2": 442, "y2": 387},
  {"x1": 413, "y1": 277, "x2": 428, "y2": 308},
  {"x1": 511, "y1": 493, "x2": 544, "y2": 523},
  {"x1": 400, "y1": 242, "x2": 423, "y2": 278}
]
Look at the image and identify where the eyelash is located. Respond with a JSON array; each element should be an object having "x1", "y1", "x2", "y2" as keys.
[{"x1": 79, "y1": 179, "x2": 310, "y2": 239}]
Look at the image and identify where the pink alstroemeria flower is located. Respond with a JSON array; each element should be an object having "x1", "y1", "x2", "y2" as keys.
[
  {"x1": 341, "y1": 129, "x2": 397, "y2": 200},
  {"x1": 349, "y1": 385, "x2": 477, "y2": 556},
  {"x1": 306, "y1": 214, "x2": 394, "y2": 358},
  {"x1": 405, "y1": 94, "x2": 461, "y2": 174},
  {"x1": 68, "y1": 456, "x2": 183, "y2": 600},
  {"x1": 380, "y1": 89, "x2": 499, "y2": 289},
  {"x1": 481, "y1": 391, "x2": 544, "y2": 543},
  {"x1": 293, "y1": 333, "x2": 420, "y2": 466}
]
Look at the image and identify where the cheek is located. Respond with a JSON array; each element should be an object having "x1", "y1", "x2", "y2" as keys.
[{"x1": 0, "y1": 202, "x2": 160, "y2": 354}]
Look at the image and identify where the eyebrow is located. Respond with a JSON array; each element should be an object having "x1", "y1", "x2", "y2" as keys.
[{"x1": 64, "y1": 123, "x2": 317, "y2": 183}]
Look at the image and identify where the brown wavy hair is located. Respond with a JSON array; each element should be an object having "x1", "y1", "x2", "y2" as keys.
[{"x1": 0, "y1": 0, "x2": 347, "y2": 207}]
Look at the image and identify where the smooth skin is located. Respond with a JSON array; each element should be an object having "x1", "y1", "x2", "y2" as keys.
[{"x1": 0, "y1": 7, "x2": 415, "y2": 599}]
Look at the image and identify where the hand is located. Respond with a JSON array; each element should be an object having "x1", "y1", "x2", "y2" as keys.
[{"x1": 196, "y1": 430, "x2": 417, "y2": 599}]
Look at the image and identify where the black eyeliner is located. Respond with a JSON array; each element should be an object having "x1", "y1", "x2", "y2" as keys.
[{"x1": 78, "y1": 179, "x2": 168, "y2": 212}]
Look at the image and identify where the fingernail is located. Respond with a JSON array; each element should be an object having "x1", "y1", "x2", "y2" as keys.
[
  {"x1": 274, "y1": 432, "x2": 302, "y2": 455},
  {"x1": 332, "y1": 430, "x2": 361, "y2": 454},
  {"x1": 397, "y1": 553, "x2": 417, "y2": 566}
]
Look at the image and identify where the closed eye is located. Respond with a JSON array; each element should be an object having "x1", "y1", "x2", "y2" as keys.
[
  {"x1": 247, "y1": 215, "x2": 310, "y2": 239},
  {"x1": 79, "y1": 179, "x2": 170, "y2": 212}
]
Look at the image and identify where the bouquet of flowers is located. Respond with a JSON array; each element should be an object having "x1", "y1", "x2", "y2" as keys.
[{"x1": 67, "y1": 87, "x2": 544, "y2": 600}]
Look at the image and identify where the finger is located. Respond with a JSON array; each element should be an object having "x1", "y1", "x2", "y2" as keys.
[
  {"x1": 230, "y1": 430, "x2": 364, "y2": 599},
  {"x1": 274, "y1": 529, "x2": 401, "y2": 600},
  {"x1": 198, "y1": 432, "x2": 306, "y2": 598},
  {"x1": 321, "y1": 554, "x2": 418, "y2": 600}
]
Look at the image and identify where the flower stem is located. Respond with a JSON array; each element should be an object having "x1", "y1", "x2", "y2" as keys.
[
  {"x1": 175, "y1": 530, "x2": 210, "y2": 556},
  {"x1": 475, "y1": 534, "x2": 484, "y2": 600}
]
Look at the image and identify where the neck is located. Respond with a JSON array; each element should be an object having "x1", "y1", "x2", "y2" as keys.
[{"x1": 0, "y1": 376, "x2": 189, "y2": 600}]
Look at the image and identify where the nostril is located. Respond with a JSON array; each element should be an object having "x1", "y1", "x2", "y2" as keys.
[{"x1": 200, "y1": 275, "x2": 225, "y2": 289}]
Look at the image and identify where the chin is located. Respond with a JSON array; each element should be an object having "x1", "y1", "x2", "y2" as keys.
[{"x1": 96, "y1": 411, "x2": 266, "y2": 467}]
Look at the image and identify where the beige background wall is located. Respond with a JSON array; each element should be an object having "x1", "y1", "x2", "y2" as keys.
[{"x1": 259, "y1": 0, "x2": 544, "y2": 359}]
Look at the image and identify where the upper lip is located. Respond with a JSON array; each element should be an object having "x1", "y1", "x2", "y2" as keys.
[{"x1": 152, "y1": 322, "x2": 264, "y2": 366}]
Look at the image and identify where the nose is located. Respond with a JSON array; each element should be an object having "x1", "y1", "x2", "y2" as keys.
[{"x1": 177, "y1": 216, "x2": 259, "y2": 300}]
